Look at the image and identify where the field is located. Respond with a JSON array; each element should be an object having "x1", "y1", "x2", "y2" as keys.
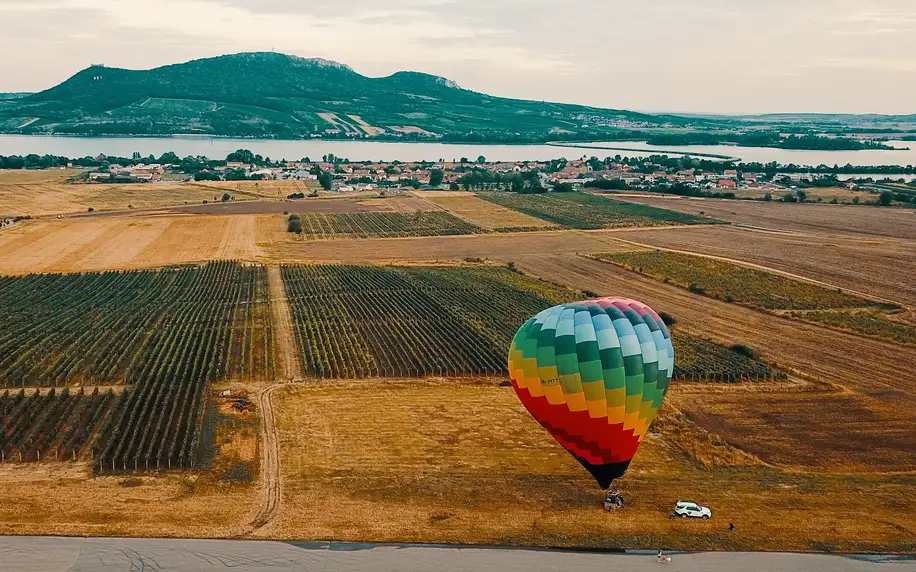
[
  {"x1": 789, "y1": 310, "x2": 916, "y2": 345},
  {"x1": 283, "y1": 265, "x2": 566, "y2": 378},
  {"x1": 600, "y1": 251, "x2": 878, "y2": 310},
  {"x1": 0, "y1": 169, "x2": 276, "y2": 217},
  {"x1": 599, "y1": 250, "x2": 913, "y2": 345},
  {"x1": 0, "y1": 262, "x2": 276, "y2": 471},
  {"x1": 611, "y1": 225, "x2": 916, "y2": 306},
  {"x1": 172, "y1": 195, "x2": 440, "y2": 216},
  {"x1": 731, "y1": 187, "x2": 873, "y2": 202},
  {"x1": 1, "y1": 388, "x2": 118, "y2": 462},
  {"x1": 478, "y1": 191, "x2": 719, "y2": 229},
  {"x1": 290, "y1": 212, "x2": 484, "y2": 239},
  {"x1": 269, "y1": 229, "x2": 642, "y2": 264},
  {"x1": 266, "y1": 381, "x2": 916, "y2": 552},
  {"x1": 282, "y1": 263, "x2": 774, "y2": 380},
  {"x1": 514, "y1": 254, "x2": 916, "y2": 471},
  {"x1": 1, "y1": 167, "x2": 915, "y2": 552},
  {"x1": 613, "y1": 195, "x2": 916, "y2": 240},
  {"x1": 0, "y1": 214, "x2": 287, "y2": 275},
  {"x1": 415, "y1": 191, "x2": 555, "y2": 231}
]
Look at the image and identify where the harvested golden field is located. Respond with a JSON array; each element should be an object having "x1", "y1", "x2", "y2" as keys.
[
  {"x1": 422, "y1": 194, "x2": 554, "y2": 230},
  {"x1": 515, "y1": 254, "x2": 916, "y2": 470},
  {"x1": 0, "y1": 177, "x2": 268, "y2": 218},
  {"x1": 612, "y1": 225, "x2": 916, "y2": 306},
  {"x1": 614, "y1": 195, "x2": 916, "y2": 240},
  {"x1": 265, "y1": 381, "x2": 915, "y2": 552},
  {"x1": 268, "y1": 229, "x2": 642, "y2": 264},
  {"x1": 0, "y1": 214, "x2": 282, "y2": 274},
  {"x1": 194, "y1": 180, "x2": 318, "y2": 198}
]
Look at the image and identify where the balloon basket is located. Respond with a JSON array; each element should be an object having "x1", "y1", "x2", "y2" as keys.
[{"x1": 603, "y1": 488, "x2": 624, "y2": 512}]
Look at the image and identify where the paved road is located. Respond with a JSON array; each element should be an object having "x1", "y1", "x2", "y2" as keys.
[{"x1": 0, "y1": 537, "x2": 913, "y2": 572}]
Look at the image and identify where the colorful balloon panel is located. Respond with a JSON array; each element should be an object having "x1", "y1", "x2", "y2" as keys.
[{"x1": 508, "y1": 297, "x2": 675, "y2": 489}]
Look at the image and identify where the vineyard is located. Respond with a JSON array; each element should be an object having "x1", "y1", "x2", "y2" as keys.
[
  {"x1": 0, "y1": 262, "x2": 276, "y2": 471},
  {"x1": 0, "y1": 387, "x2": 119, "y2": 462},
  {"x1": 282, "y1": 263, "x2": 784, "y2": 382},
  {"x1": 282, "y1": 265, "x2": 571, "y2": 378},
  {"x1": 672, "y1": 333, "x2": 785, "y2": 381},
  {"x1": 601, "y1": 251, "x2": 879, "y2": 311},
  {"x1": 477, "y1": 191, "x2": 716, "y2": 229},
  {"x1": 292, "y1": 212, "x2": 484, "y2": 239},
  {"x1": 790, "y1": 310, "x2": 916, "y2": 345}
]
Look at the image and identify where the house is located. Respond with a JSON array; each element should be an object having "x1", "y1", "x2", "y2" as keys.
[{"x1": 718, "y1": 179, "x2": 738, "y2": 189}]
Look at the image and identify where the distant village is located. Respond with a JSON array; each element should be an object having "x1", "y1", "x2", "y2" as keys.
[{"x1": 77, "y1": 154, "x2": 837, "y2": 194}]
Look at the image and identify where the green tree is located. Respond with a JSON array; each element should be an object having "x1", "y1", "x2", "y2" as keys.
[
  {"x1": 222, "y1": 193, "x2": 231, "y2": 202},
  {"x1": 477, "y1": 155, "x2": 487, "y2": 164},
  {"x1": 429, "y1": 169, "x2": 444, "y2": 187},
  {"x1": 878, "y1": 190, "x2": 894, "y2": 206}
]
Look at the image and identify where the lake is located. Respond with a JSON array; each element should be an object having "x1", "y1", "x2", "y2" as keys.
[{"x1": 1, "y1": 135, "x2": 915, "y2": 168}]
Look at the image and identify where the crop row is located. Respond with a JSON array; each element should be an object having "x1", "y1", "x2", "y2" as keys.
[
  {"x1": 282, "y1": 265, "x2": 563, "y2": 378},
  {"x1": 295, "y1": 212, "x2": 484, "y2": 239},
  {"x1": 0, "y1": 262, "x2": 276, "y2": 472},
  {"x1": 0, "y1": 387, "x2": 118, "y2": 462},
  {"x1": 477, "y1": 191, "x2": 716, "y2": 229}
]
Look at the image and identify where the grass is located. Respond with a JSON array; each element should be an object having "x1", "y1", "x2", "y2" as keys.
[
  {"x1": 268, "y1": 381, "x2": 916, "y2": 552},
  {"x1": 790, "y1": 310, "x2": 916, "y2": 345},
  {"x1": 477, "y1": 191, "x2": 719, "y2": 230},
  {"x1": 600, "y1": 251, "x2": 879, "y2": 311}
]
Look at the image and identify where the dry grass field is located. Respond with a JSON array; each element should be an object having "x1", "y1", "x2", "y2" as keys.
[
  {"x1": 264, "y1": 381, "x2": 915, "y2": 552},
  {"x1": 268, "y1": 229, "x2": 642, "y2": 264},
  {"x1": 416, "y1": 192, "x2": 554, "y2": 230},
  {"x1": 612, "y1": 226, "x2": 916, "y2": 306},
  {"x1": 0, "y1": 169, "x2": 280, "y2": 217},
  {"x1": 0, "y1": 214, "x2": 288, "y2": 274},
  {"x1": 614, "y1": 195, "x2": 916, "y2": 240}
]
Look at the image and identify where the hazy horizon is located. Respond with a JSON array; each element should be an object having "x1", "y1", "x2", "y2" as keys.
[{"x1": 1, "y1": 0, "x2": 915, "y2": 115}]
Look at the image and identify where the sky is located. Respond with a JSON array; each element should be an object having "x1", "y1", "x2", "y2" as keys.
[{"x1": 1, "y1": 0, "x2": 915, "y2": 114}]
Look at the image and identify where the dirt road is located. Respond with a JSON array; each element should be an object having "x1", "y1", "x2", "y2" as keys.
[
  {"x1": 266, "y1": 265, "x2": 301, "y2": 382},
  {"x1": 240, "y1": 266, "x2": 303, "y2": 536}
]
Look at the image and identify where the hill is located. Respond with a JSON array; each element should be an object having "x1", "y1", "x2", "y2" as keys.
[{"x1": 0, "y1": 52, "x2": 690, "y2": 142}]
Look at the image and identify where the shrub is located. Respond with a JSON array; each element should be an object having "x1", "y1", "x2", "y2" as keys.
[
  {"x1": 731, "y1": 344, "x2": 760, "y2": 360},
  {"x1": 222, "y1": 193, "x2": 231, "y2": 202},
  {"x1": 287, "y1": 218, "x2": 303, "y2": 234},
  {"x1": 659, "y1": 312, "x2": 678, "y2": 327}
]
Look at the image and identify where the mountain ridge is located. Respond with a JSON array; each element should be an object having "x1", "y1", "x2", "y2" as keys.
[{"x1": 0, "y1": 52, "x2": 686, "y2": 141}]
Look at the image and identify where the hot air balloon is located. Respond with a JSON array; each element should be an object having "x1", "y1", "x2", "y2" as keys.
[{"x1": 508, "y1": 297, "x2": 675, "y2": 492}]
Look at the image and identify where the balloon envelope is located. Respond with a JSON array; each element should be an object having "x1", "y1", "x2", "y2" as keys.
[{"x1": 508, "y1": 297, "x2": 675, "y2": 489}]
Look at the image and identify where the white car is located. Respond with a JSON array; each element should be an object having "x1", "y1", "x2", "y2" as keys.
[{"x1": 672, "y1": 501, "x2": 711, "y2": 519}]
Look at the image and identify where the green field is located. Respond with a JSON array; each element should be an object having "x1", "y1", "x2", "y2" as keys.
[
  {"x1": 478, "y1": 192, "x2": 718, "y2": 229},
  {"x1": 790, "y1": 310, "x2": 916, "y2": 345},
  {"x1": 601, "y1": 251, "x2": 879, "y2": 311}
]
